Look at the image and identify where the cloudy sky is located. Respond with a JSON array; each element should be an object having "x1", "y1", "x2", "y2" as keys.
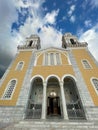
[{"x1": 0, "y1": 0, "x2": 98, "y2": 77}]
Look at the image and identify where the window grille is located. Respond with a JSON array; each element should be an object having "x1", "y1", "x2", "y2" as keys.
[
  {"x1": 16, "y1": 61, "x2": 24, "y2": 71},
  {"x1": 2, "y1": 79, "x2": 17, "y2": 99},
  {"x1": 92, "y1": 78, "x2": 98, "y2": 95},
  {"x1": 82, "y1": 60, "x2": 92, "y2": 69}
]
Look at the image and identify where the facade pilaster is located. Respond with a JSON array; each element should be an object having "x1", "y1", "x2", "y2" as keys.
[
  {"x1": 41, "y1": 81, "x2": 47, "y2": 119},
  {"x1": 60, "y1": 81, "x2": 68, "y2": 120}
]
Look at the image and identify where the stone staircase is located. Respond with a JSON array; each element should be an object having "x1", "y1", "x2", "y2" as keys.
[{"x1": 1, "y1": 119, "x2": 98, "y2": 130}]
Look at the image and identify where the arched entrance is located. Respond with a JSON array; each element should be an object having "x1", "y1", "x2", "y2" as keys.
[
  {"x1": 47, "y1": 77, "x2": 62, "y2": 118},
  {"x1": 26, "y1": 77, "x2": 43, "y2": 119},
  {"x1": 63, "y1": 77, "x2": 86, "y2": 120}
]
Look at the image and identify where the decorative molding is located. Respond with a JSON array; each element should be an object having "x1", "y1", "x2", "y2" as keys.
[
  {"x1": 61, "y1": 74, "x2": 77, "y2": 82},
  {"x1": 30, "y1": 75, "x2": 45, "y2": 83},
  {"x1": 45, "y1": 74, "x2": 60, "y2": 83}
]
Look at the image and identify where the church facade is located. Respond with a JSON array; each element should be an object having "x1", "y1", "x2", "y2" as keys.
[{"x1": 0, "y1": 33, "x2": 98, "y2": 122}]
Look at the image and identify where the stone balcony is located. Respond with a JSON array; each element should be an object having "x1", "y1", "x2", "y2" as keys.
[
  {"x1": 17, "y1": 45, "x2": 38, "y2": 50},
  {"x1": 67, "y1": 42, "x2": 88, "y2": 47},
  {"x1": 62, "y1": 41, "x2": 88, "y2": 48}
]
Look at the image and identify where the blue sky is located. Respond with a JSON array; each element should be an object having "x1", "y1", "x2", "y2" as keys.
[{"x1": 0, "y1": 0, "x2": 98, "y2": 77}]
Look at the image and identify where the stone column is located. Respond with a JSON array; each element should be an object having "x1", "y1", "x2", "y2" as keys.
[
  {"x1": 41, "y1": 81, "x2": 47, "y2": 119},
  {"x1": 60, "y1": 81, "x2": 68, "y2": 120}
]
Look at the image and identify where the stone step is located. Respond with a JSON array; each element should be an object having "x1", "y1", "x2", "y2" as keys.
[{"x1": 2, "y1": 120, "x2": 98, "y2": 130}]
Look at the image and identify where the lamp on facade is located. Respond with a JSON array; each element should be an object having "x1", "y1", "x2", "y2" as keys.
[{"x1": 50, "y1": 90, "x2": 57, "y2": 97}]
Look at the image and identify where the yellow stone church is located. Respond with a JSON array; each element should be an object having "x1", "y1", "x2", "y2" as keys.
[{"x1": 0, "y1": 33, "x2": 98, "y2": 126}]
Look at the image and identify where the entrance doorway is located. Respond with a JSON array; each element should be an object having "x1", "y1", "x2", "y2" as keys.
[
  {"x1": 46, "y1": 77, "x2": 62, "y2": 118},
  {"x1": 47, "y1": 96, "x2": 61, "y2": 116}
]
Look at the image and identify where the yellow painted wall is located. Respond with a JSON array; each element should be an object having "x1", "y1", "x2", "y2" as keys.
[
  {"x1": 32, "y1": 65, "x2": 75, "y2": 79},
  {"x1": 37, "y1": 54, "x2": 43, "y2": 66},
  {"x1": 61, "y1": 53, "x2": 69, "y2": 65},
  {"x1": 72, "y1": 49, "x2": 98, "y2": 106},
  {"x1": 0, "y1": 51, "x2": 32, "y2": 106}
]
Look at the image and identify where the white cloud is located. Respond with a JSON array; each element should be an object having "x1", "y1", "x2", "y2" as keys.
[
  {"x1": 0, "y1": 0, "x2": 18, "y2": 71},
  {"x1": 90, "y1": 0, "x2": 98, "y2": 8},
  {"x1": 39, "y1": 26, "x2": 62, "y2": 49},
  {"x1": 84, "y1": 20, "x2": 92, "y2": 27},
  {"x1": 79, "y1": 24, "x2": 98, "y2": 62},
  {"x1": 68, "y1": 5, "x2": 75, "y2": 16},
  {"x1": 62, "y1": 16, "x2": 66, "y2": 20},
  {"x1": 44, "y1": 9, "x2": 59, "y2": 25},
  {"x1": 67, "y1": 5, "x2": 76, "y2": 23},
  {"x1": 84, "y1": 0, "x2": 98, "y2": 8},
  {"x1": 70, "y1": 15, "x2": 76, "y2": 23},
  {"x1": 0, "y1": 0, "x2": 61, "y2": 76}
]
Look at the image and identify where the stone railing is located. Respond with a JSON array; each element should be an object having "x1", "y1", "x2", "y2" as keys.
[
  {"x1": 17, "y1": 45, "x2": 37, "y2": 50},
  {"x1": 67, "y1": 42, "x2": 88, "y2": 48}
]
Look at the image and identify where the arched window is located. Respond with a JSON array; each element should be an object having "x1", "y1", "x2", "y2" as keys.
[
  {"x1": 56, "y1": 53, "x2": 61, "y2": 65},
  {"x1": 82, "y1": 59, "x2": 92, "y2": 69},
  {"x1": 50, "y1": 53, "x2": 55, "y2": 65},
  {"x1": 91, "y1": 78, "x2": 98, "y2": 95},
  {"x1": 2, "y1": 79, "x2": 17, "y2": 99},
  {"x1": 16, "y1": 61, "x2": 24, "y2": 71},
  {"x1": 44, "y1": 53, "x2": 49, "y2": 65},
  {"x1": 44, "y1": 53, "x2": 61, "y2": 66}
]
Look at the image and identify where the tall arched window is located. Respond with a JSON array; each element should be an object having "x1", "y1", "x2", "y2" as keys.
[
  {"x1": 56, "y1": 53, "x2": 61, "y2": 65},
  {"x1": 2, "y1": 79, "x2": 17, "y2": 99},
  {"x1": 16, "y1": 61, "x2": 24, "y2": 71},
  {"x1": 44, "y1": 53, "x2": 49, "y2": 65},
  {"x1": 44, "y1": 53, "x2": 61, "y2": 66},
  {"x1": 91, "y1": 78, "x2": 98, "y2": 95},
  {"x1": 82, "y1": 59, "x2": 92, "y2": 69}
]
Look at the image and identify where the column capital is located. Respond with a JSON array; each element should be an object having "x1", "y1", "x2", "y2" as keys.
[
  {"x1": 60, "y1": 81, "x2": 64, "y2": 86},
  {"x1": 43, "y1": 81, "x2": 47, "y2": 86}
]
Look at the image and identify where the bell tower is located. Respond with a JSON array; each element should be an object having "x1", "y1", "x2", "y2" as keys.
[
  {"x1": 18, "y1": 34, "x2": 41, "y2": 50},
  {"x1": 62, "y1": 33, "x2": 88, "y2": 48}
]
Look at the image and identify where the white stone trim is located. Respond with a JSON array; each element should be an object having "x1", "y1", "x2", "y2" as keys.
[
  {"x1": 61, "y1": 74, "x2": 77, "y2": 82},
  {"x1": 90, "y1": 77, "x2": 98, "y2": 95},
  {"x1": 18, "y1": 49, "x2": 34, "y2": 52},
  {"x1": 46, "y1": 74, "x2": 60, "y2": 83},
  {"x1": 1, "y1": 78, "x2": 17, "y2": 100},
  {"x1": 30, "y1": 75, "x2": 45, "y2": 83},
  {"x1": 34, "y1": 54, "x2": 37, "y2": 66},
  {"x1": 67, "y1": 54, "x2": 71, "y2": 65},
  {"x1": 68, "y1": 47, "x2": 87, "y2": 50}
]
